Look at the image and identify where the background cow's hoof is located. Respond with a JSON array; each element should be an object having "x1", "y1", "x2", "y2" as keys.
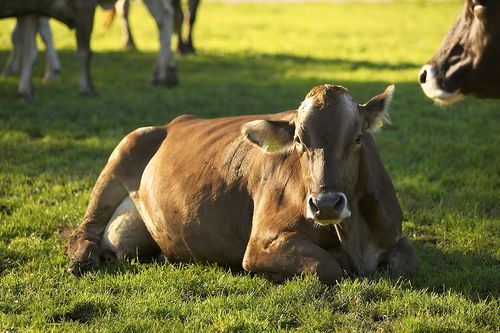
[
  {"x1": 177, "y1": 42, "x2": 195, "y2": 55},
  {"x1": 17, "y1": 89, "x2": 34, "y2": 102},
  {"x1": 68, "y1": 259, "x2": 100, "y2": 276},
  {"x1": 2, "y1": 65, "x2": 19, "y2": 77},
  {"x1": 42, "y1": 69, "x2": 61, "y2": 83},
  {"x1": 79, "y1": 87, "x2": 99, "y2": 97},
  {"x1": 151, "y1": 66, "x2": 179, "y2": 88},
  {"x1": 124, "y1": 42, "x2": 137, "y2": 51}
]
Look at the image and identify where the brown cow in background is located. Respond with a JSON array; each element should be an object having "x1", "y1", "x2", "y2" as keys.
[
  {"x1": 66, "y1": 83, "x2": 419, "y2": 283},
  {"x1": 419, "y1": 0, "x2": 500, "y2": 104}
]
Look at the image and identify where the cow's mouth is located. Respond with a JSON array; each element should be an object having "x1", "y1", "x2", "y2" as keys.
[
  {"x1": 313, "y1": 218, "x2": 344, "y2": 227},
  {"x1": 419, "y1": 65, "x2": 465, "y2": 105}
]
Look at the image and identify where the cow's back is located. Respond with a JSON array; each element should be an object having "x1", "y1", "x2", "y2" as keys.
[
  {"x1": 0, "y1": 0, "x2": 76, "y2": 27},
  {"x1": 137, "y1": 112, "x2": 295, "y2": 267}
]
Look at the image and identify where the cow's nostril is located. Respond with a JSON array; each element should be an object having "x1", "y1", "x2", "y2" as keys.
[
  {"x1": 419, "y1": 69, "x2": 427, "y2": 84},
  {"x1": 334, "y1": 195, "x2": 345, "y2": 212},
  {"x1": 308, "y1": 197, "x2": 319, "y2": 215}
]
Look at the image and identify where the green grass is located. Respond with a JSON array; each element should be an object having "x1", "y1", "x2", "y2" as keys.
[{"x1": 0, "y1": 0, "x2": 499, "y2": 331}]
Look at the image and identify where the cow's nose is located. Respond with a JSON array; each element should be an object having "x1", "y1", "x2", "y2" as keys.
[{"x1": 307, "y1": 192, "x2": 350, "y2": 221}]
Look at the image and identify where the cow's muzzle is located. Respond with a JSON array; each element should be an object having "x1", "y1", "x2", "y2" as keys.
[
  {"x1": 419, "y1": 64, "x2": 464, "y2": 105},
  {"x1": 306, "y1": 192, "x2": 351, "y2": 226}
]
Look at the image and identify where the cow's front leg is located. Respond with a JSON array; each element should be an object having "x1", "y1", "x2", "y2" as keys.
[
  {"x1": 38, "y1": 17, "x2": 61, "y2": 82},
  {"x1": 17, "y1": 16, "x2": 38, "y2": 101},
  {"x1": 2, "y1": 20, "x2": 22, "y2": 77},
  {"x1": 75, "y1": 0, "x2": 98, "y2": 96},
  {"x1": 66, "y1": 168, "x2": 128, "y2": 275},
  {"x1": 183, "y1": 0, "x2": 200, "y2": 54},
  {"x1": 243, "y1": 231, "x2": 345, "y2": 284},
  {"x1": 116, "y1": 0, "x2": 136, "y2": 50},
  {"x1": 143, "y1": 0, "x2": 178, "y2": 87},
  {"x1": 384, "y1": 235, "x2": 419, "y2": 277}
]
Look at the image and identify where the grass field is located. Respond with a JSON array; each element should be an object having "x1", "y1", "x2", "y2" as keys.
[{"x1": 0, "y1": 0, "x2": 499, "y2": 331}]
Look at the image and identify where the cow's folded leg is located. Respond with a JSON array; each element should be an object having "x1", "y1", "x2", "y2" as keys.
[
  {"x1": 243, "y1": 232, "x2": 345, "y2": 284},
  {"x1": 384, "y1": 235, "x2": 419, "y2": 277},
  {"x1": 66, "y1": 170, "x2": 128, "y2": 275}
]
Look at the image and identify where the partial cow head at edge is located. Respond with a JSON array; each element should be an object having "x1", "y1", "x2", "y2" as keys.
[
  {"x1": 242, "y1": 84, "x2": 394, "y2": 227},
  {"x1": 419, "y1": 0, "x2": 500, "y2": 104}
]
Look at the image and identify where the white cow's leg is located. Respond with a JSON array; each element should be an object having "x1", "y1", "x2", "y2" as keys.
[
  {"x1": 143, "y1": 0, "x2": 178, "y2": 87},
  {"x1": 2, "y1": 20, "x2": 22, "y2": 77},
  {"x1": 38, "y1": 17, "x2": 61, "y2": 82},
  {"x1": 74, "y1": 0, "x2": 98, "y2": 96},
  {"x1": 116, "y1": 0, "x2": 136, "y2": 50},
  {"x1": 17, "y1": 16, "x2": 38, "y2": 101}
]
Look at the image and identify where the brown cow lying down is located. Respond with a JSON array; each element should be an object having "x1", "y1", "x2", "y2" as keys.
[
  {"x1": 419, "y1": 0, "x2": 500, "y2": 104},
  {"x1": 67, "y1": 84, "x2": 419, "y2": 283}
]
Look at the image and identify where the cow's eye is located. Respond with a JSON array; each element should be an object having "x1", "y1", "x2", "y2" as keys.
[{"x1": 355, "y1": 134, "x2": 363, "y2": 146}]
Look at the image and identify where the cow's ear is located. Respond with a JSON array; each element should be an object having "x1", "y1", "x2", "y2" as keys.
[
  {"x1": 242, "y1": 120, "x2": 295, "y2": 153},
  {"x1": 359, "y1": 85, "x2": 394, "y2": 133}
]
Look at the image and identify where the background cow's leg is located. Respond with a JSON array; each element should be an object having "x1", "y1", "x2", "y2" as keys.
[
  {"x1": 17, "y1": 16, "x2": 38, "y2": 101},
  {"x1": 74, "y1": 0, "x2": 98, "y2": 96},
  {"x1": 172, "y1": 0, "x2": 184, "y2": 54},
  {"x1": 38, "y1": 17, "x2": 61, "y2": 82},
  {"x1": 115, "y1": 0, "x2": 136, "y2": 50},
  {"x1": 143, "y1": 0, "x2": 178, "y2": 87},
  {"x1": 184, "y1": 0, "x2": 200, "y2": 54},
  {"x1": 383, "y1": 235, "x2": 419, "y2": 277},
  {"x1": 243, "y1": 231, "x2": 345, "y2": 284},
  {"x1": 2, "y1": 20, "x2": 22, "y2": 77}
]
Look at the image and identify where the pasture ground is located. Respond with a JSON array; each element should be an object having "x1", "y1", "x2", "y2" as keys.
[{"x1": 0, "y1": 0, "x2": 499, "y2": 331}]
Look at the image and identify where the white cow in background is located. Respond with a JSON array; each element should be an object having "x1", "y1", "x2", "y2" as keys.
[
  {"x1": 1, "y1": 0, "x2": 177, "y2": 101},
  {"x1": 2, "y1": 17, "x2": 61, "y2": 83}
]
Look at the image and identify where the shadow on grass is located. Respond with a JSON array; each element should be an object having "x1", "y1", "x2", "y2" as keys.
[
  {"x1": 0, "y1": 49, "x2": 426, "y2": 182},
  {"x1": 411, "y1": 240, "x2": 500, "y2": 300}
]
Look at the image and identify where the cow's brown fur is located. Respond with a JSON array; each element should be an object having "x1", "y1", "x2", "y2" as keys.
[
  {"x1": 420, "y1": 0, "x2": 500, "y2": 103},
  {"x1": 67, "y1": 84, "x2": 418, "y2": 283}
]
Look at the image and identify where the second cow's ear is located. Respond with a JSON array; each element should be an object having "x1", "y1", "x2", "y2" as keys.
[
  {"x1": 358, "y1": 85, "x2": 394, "y2": 133},
  {"x1": 242, "y1": 120, "x2": 295, "y2": 153}
]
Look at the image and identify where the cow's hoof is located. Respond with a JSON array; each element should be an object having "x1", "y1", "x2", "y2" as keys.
[
  {"x1": 124, "y1": 42, "x2": 137, "y2": 51},
  {"x1": 177, "y1": 42, "x2": 196, "y2": 55},
  {"x1": 79, "y1": 87, "x2": 99, "y2": 97},
  {"x1": 42, "y1": 69, "x2": 61, "y2": 83},
  {"x1": 151, "y1": 66, "x2": 179, "y2": 88},
  {"x1": 68, "y1": 259, "x2": 99, "y2": 277},
  {"x1": 17, "y1": 90, "x2": 34, "y2": 102},
  {"x1": 2, "y1": 66, "x2": 19, "y2": 77}
]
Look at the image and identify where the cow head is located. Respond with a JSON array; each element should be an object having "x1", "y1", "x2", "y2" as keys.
[
  {"x1": 243, "y1": 84, "x2": 394, "y2": 226},
  {"x1": 419, "y1": 0, "x2": 500, "y2": 104}
]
